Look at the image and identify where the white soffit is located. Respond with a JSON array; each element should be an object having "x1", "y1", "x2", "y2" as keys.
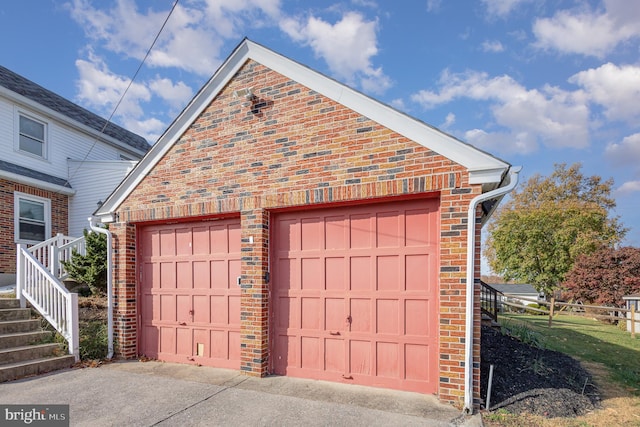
[{"x1": 97, "y1": 39, "x2": 509, "y2": 216}]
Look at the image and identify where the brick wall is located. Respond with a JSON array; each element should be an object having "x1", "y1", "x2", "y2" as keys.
[
  {"x1": 111, "y1": 60, "x2": 484, "y2": 406},
  {"x1": 0, "y1": 178, "x2": 68, "y2": 275}
]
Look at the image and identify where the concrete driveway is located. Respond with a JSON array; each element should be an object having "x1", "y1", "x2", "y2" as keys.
[{"x1": 1, "y1": 361, "x2": 482, "y2": 426}]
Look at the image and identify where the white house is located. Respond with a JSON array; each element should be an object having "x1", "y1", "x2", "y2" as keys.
[{"x1": 0, "y1": 64, "x2": 149, "y2": 286}]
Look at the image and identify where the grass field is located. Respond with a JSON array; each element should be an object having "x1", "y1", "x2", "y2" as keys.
[{"x1": 502, "y1": 313, "x2": 640, "y2": 395}]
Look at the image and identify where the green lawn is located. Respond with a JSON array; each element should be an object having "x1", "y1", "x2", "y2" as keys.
[{"x1": 502, "y1": 313, "x2": 640, "y2": 395}]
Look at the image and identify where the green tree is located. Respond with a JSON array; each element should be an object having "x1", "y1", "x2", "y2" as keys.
[
  {"x1": 61, "y1": 228, "x2": 107, "y2": 296},
  {"x1": 484, "y1": 163, "x2": 626, "y2": 295}
]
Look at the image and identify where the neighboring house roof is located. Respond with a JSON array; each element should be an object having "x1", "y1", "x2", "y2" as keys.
[
  {"x1": 623, "y1": 294, "x2": 640, "y2": 299},
  {"x1": 0, "y1": 64, "x2": 149, "y2": 154},
  {"x1": 490, "y1": 284, "x2": 540, "y2": 295},
  {"x1": 96, "y1": 38, "x2": 512, "y2": 218},
  {"x1": 0, "y1": 159, "x2": 74, "y2": 195}
]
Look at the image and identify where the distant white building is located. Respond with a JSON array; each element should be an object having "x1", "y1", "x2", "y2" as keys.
[
  {"x1": 490, "y1": 283, "x2": 544, "y2": 310},
  {"x1": 623, "y1": 294, "x2": 640, "y2": 333}
]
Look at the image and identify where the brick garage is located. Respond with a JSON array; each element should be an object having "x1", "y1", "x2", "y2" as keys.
[{"x1": 97, "y1": 40, "x2": 515, "y2": 409}]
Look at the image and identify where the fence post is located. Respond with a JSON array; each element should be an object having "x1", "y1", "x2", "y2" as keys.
[
  {"x1": 548, "y1": 297, "x2": 556, "y2": 327},
  {"x1": 632, "y1": 304, "x2": 636, "y2": 339},
  {"x1": 67, "y1": 292, "x2": 80, "y2": 362}
]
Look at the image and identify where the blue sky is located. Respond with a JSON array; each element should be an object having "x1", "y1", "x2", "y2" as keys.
[{"x1": 1, "y1": 0, "x2": 639, "y2": 257}]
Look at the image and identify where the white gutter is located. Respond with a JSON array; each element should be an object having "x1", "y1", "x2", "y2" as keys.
[
  {"x1": 463, "y1": 165, "x2": 521, "y2": 414},
  {"x1": 88, "y1": 217, "x2": 114, "y2": 359}
]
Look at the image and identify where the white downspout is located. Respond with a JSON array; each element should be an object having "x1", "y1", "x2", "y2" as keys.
[
  {"x1": 463, "y1": 165, "x2": 521, "y2": 414},
  {"x1": 88, "y1": 217, "x2": 114, "y2": 360}
]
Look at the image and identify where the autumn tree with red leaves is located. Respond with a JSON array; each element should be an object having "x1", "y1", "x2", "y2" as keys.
[{"x1": 563, "y1": 246, "x2": 640, "y2": 306}]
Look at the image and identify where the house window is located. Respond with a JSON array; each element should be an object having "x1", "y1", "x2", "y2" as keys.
[
  {"x1": 14, "y1": 192, "x2": 51, "y2": 243},
  {"x1": 18, "y1": 113, "x2": 47, "y2": 158}
]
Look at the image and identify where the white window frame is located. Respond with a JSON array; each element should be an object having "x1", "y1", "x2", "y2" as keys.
[
  {"x1": 14, "y1": 192, "x2": 52, "y2": 244},
  {"x1": 15, "y1": 109, "x2": 49, "y2": 160}
]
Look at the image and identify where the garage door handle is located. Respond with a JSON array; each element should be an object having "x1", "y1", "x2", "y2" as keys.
[
  {"x1": 342, "y1": 374, "x2": 353, "y2": 380},
  {"x1": 329, "y1": 331, "x2": 341, "y2": 336},
  {"x1": 179, "y1": 322, "x2": 187, "y2": 326}
]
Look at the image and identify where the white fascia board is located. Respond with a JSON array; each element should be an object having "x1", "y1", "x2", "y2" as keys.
[
  {"x1": 468, "y1": 167, "x2": 510, "y2": 185},
  {"x1": 0, "y1": 170, "x2": 76, "y2": 196},
  {"x1": 0, "y1": 87, "x2": 147, "y2": 158}
]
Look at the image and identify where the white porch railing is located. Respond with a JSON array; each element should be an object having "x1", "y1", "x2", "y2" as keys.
[
  {"x1": 27, "y1": 233, "x2": 86, "y2": 280},
  {"x1": 16, "y1": 236, "x2": 83, "y2": 362}
]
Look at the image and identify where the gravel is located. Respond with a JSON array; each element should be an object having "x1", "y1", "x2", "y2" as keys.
[{"x1": 480, "y1": 325, "x2": 601, "y2": 418}]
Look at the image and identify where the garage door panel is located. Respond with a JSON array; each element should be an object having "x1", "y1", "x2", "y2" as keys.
[
  {"x1": 350, "y1": 257, "x2": 371, "y2": 291},
  {"x1": 324, "y1": 338, "x2": 345, "y2": 372},
  {"x1": 405, "y1": 208, "x2": 435, "y2": 247},
  {"x1": 377, "y1": 256, "x2": 399, "y2": 291},
  {"x1": 272, "y1": 199, "x2": 439, "y2": 394},
  {"x1": 376, "y1": 342, "x2": 399, "y2": 378},
  {"x1": 301, "y1": 217, "x2": 322, "y2": 251},
  {"x1": 301, "y1": 297, "x2": 320, "y2": 330},
  {"x1": 405, "y1": 300, "x2": 430, "y2": 336},
  {"x1": 350, "y1": 214, "x2": 373, "y2": 249},
  {"x1": 350, "y1": 340, "x2": 371, "y2": 375},
  {"x1": 325, "y1": 298, "x2": 345, "y2": 331},
  {"x1": 193, "y1": 261, "x2": 209, "y2": 289},
  {"x1": 325, "y1": 258, "x2": 345, "y2": 290},
  {"x1": 376, "y1": 212, "x2": 401, "y2": 248},
  {"x1": 176, "y1": 262, "x2": 191, "y2": 289},
  {"x1": 160, "y1": 295, "x2": 176, "y2": 321},
  {"x1": 139, "y1": 218, "x2": 241, "y2": 369},
  {"x1": 350, "y1": 298, "x2": 371, "y2": 333},
  {"x1": 325, "y1": 216, "x2": 346, "y2": 250},
  {"x1": 193, "y1": 295, "x2": 209, "y2": 323},
  {"x1": 210, "y1": 260, "x2": 228, "y2": 289},
  {"x1": 377, "y1": 299, "x2": 399, "y2": 335},
  {"x1": 228, "y1": 295, "x2": 241, "y2": 326},
  {"x1": 301, "y1": 258, "x2": 322, "y2": 290},
  {"x1": 160, "y1": 262, "x2": 176, "y2": 289},
  {"x1": 405, "y1": 344, "x2": 430, "y2": 381},
  {"x1": 405, "y1": 255, "x2": 429, "y2": 291},
  {"x1": 301, "y1": 336, "x2": 320, "y2": 370}
]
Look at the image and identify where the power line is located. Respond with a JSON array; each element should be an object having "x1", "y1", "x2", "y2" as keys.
[{"x1": 65, "y1": 0, "x2": 180, "y2": 187}]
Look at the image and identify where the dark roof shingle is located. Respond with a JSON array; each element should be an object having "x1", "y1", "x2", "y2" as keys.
[{"x1": 0, "y1": 65, "x2": 149, "y2": 153}]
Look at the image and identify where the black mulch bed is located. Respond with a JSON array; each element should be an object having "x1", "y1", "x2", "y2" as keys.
[{"x1": 480, "y1": 325, "x2": 601, "y2": 418}]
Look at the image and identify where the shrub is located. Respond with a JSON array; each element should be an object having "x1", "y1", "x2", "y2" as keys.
[{"x1": 61, "y1": 228, "x2": 107, "y2": 296}]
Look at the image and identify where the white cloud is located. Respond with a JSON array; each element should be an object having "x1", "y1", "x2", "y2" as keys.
[
  {"x1": 615, "y1": 180, "x2": 640, "y2": 195},
  {"x1": 532, "y1": 0, "x2": 640, "y2": 57},
  {"x1": 75, "y1": 54, "x2": 151, "y2": 120},
  {"x1": 68, "y1": 0, "x2": 281, "y2": 76},
  {"x1": 481, "y1": 40, "x2": 505, "y2": 53},
  {"x1": 440, "y1": 113, "x2": 455, "y2": 129},
  {"x1": 411, "y1": 70, "x2": 590, "y2": 153},
  {"x1": 280, "y1": 11, "x2": 392, "y2": 94},
  {"x1": 482, "y1": 0, "x2": 530, "y2": 18},
  {"x1": 148, "y1": 77, "x2": 194, "y2": 109},
  {"x1": 570, "y1": 63, "x2": 640, "y2": 123},
  {"x1": 122, "y1": 117, "x2": 167, "y2": 144},
  {"x1": 606, "y1": 133, "x2": 640, "y2": 167},
  {"x1": 426, "y1": 0, "x2": 442, "y2": 13}
]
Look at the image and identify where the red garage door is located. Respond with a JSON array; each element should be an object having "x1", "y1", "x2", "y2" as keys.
[
  {"x1": 272, "y1": 199, "x2": 439, "y2": 393},
  {"x1": 139, "y1": 218, "x2": 241, "y2": 369}
]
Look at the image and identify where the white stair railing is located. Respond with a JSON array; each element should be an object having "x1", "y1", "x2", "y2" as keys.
[
  {"x1": 27, "y1": 233, "x2": 86, "y2": 279},
  {"x1": 16, "y1": 240, "x2": 81, "y2": 361}
]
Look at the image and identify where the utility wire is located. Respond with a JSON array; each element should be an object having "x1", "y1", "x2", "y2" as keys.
[{"x1": 65, "y1": 0, "x2": 180, "y2": 188}]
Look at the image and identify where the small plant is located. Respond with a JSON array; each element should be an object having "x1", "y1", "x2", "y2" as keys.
[
  {"x1": 501, "y1": 318, "x2": 546, "y2": 349},
  {"x1": 79, "y1": 320, "x2": 108, "y2": 360}
]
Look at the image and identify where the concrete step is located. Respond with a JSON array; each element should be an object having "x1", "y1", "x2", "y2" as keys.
[
  {"x1": 0, "y1": 331, "x2": 53, "y2": 350},
  {"x1": 0, "y1": 355, "x2": 75, "y2": 382},
  {"x1": 0, "y1": 343, "x2": 62, "y2": 365},
  {"x1": 0, "y1": 319, "x2": 41, "y2": 334},
  {"x1": 0, "y1": 308, "x2": 31, "y2": 321},
  {"x1": 0, "y1": 299, "x2": 20, "y2": 309}
]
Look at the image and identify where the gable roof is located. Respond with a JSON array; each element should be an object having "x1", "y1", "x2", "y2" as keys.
[
  {"x1": 0, "y1": 65, "x2": 149, "y2": 155},
  {"x1": 96, "y1": 39, "x2": 511, "y2": 218}
]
